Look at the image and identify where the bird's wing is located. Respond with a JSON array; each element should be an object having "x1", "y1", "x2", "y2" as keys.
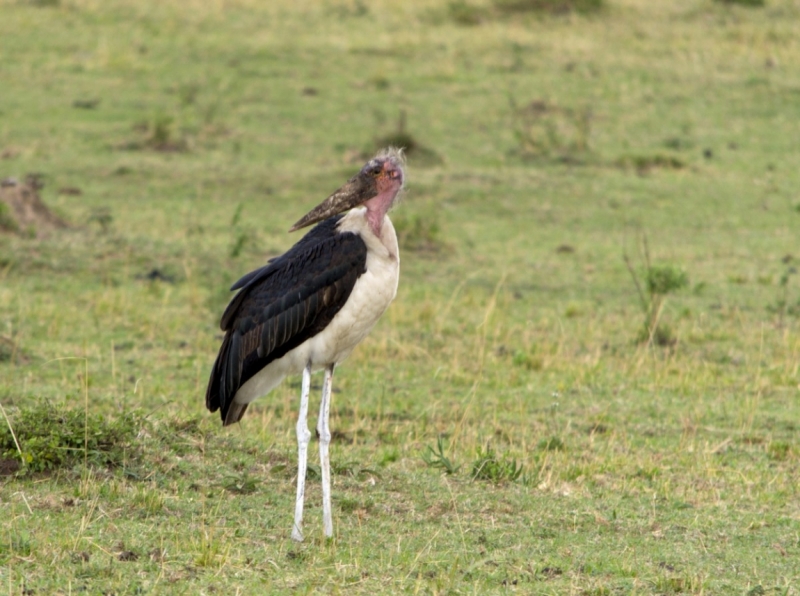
[
  {"x1": 206, "y1": 216, "x2": 368, "y2": 424},
  {"x1": 226, "y1": 218, "x2": 337, "y2": 294}
]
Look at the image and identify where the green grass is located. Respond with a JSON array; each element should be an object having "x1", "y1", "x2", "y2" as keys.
[{"x1": 1, "y1": 0, "x2": 800, "y2": 593}]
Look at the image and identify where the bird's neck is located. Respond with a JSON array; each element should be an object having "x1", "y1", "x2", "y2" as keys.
[{"x1": 363, "y1": 189, "x2": 398, "y2": 237}]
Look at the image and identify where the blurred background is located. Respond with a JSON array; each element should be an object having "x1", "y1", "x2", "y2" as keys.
[{"x1": 1, "y1": 0, "x2": 799, "y2": 593}]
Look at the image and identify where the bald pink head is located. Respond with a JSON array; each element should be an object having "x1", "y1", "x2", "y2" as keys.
[
  {"x1": 362, "y1": 148, "x2": 405, "y2": 236},
  {"x1": 289, "y1": 148, "x2": 405, "y2": 234}
]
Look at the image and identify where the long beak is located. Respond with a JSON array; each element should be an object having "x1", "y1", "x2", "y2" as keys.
[{"x1": 289, "y1": 175, "x2": 376, "y2": 232}]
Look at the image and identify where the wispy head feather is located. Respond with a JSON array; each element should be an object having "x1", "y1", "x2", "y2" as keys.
[{"x1": 376, "y1": 146, "x2": 406, "y2": 166}]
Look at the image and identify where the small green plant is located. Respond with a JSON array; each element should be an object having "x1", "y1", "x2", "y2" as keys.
[
  {"x1": 470, "y1": 444, "x2": 523, "y2": 483},
  {"x1": 229, "y1": 230, "x2": 251, "y2": 258},
  {"x1": 150, "y1": 115, "x2": 174, "y2": 147},
  {"x1": 193, "y1": 531, "x2": 230, "y2": 569},
  {"x1": 767, "y1": 265, "x2": 799, "y2": 324},
  {"x1": 0, "y1": 202, "x2": 19, "y2": 232},
  {"x1": 646, "y1": 264, "x2": 690, "y2": 296},
  {"x1": 222, "y1": 470, "x2": 259, "y2": 494},
  {"x1": 0, "y1": 400, "x2": 143, "y2": 474},
  {"x1": 422, "y1": 436, "x2": 461, "y2": 475},
  {"x1": 120, "y1": 115, "x2": 186, "y2": 151},
  {"x1": 494, "y1": 0, "x2": 603, "y2": 15},
  {"x1": 512, "y1": 349, "x2": 543, "y2": 370},
  {"x1": 392, "y1": 211, "x2": 445, "y2": 254},
  {"x1": 537, "y1": 436, "x2": 565, "y2": 451},
  {"x1": 0, "y1": 531, "x2": 32, "y2": 563},
  {"x1": 137, "y1": 114, "x2": 187, "y2": 152},
  {"x1": 509, "y1": 96, "x2": 593, "y2": 161},
  {"x1": 624, "y1": 235, "x2": 688, "y2": 346},
  {"x1": 715, "y1": 0, "x2": 764, "y2": 6},
  {"x1": 87, "y1": 207, "x2": 113, "y2": 232},
  {"x1": 767, "y1": 441, "x2": 792, "y2": 461},
  {"x1": 228, "y1": 203, "x2": 257, "y2": 258},
  {"x1": 448, "y1": 0, "x2": 487, "y2": 25},
  {"x1": 616, "y1": 154, "x2": 685, "y2": 174},
  {"x1": 338, "y1": 496, "x2": 373, "y2": 513},
  {"x1": 178, "y1": 82, "x2": 201, "y2": 106},
  {"x1": 332, "y1": 460, "x2": 380, "y2": 480},
  {"x1": 132, "y1": 484, "x2": 165, "y2": 515},
  {"x1": 306, "y1": 463, "x2": 321, "y2": 480},
  {"x1": 329, "y1": 0, "x2": 369, "y2": 17},
  {"x1": 379, "y1": 447, "x2": 399, "y2": 465},
  {"x1": 0, "y1": 336, "x2": 24, "y2": 365},
  {"x1": 373, "y1": 110, "x2": 442, "y2": 166}
]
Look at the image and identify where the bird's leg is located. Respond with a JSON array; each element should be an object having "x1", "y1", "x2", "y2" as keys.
[
  {"x1": 317, "y1": 363, "x2": 335, "y2": 538},
  {"x1": 292, "y1": 362, "x2": 313, "y2": 542}
]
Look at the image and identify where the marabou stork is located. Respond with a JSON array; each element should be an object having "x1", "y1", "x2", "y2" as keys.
[{"x1": 206, "y1": 148, "x2": 405, "y2": 542}]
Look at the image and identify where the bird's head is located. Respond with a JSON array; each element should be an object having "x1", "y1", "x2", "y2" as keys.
[{"x1": 289, "y1": 148, "x2": 405, "y2": 233}]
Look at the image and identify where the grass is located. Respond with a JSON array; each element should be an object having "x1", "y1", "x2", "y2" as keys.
[
  {"x1": 0, "y1": 400, "x2": 143, "y2": 474},
  {"x1": 1, "y1": 0, "x2": 800, "y2": 593}
]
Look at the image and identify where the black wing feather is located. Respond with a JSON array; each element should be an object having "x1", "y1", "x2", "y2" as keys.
[{"x1": 206, "y1": 215, "x2": 368, "y2": 425}]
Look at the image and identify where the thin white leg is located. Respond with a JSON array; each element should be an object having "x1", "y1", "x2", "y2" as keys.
[
  {"x1": 317, "y1": 364, "x2": 335, "y2": 538},
  {"x1": 291, "y1": 363, "x2": 312, "y2": 542}
]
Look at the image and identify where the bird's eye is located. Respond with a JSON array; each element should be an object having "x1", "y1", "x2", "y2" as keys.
[{"x1": 370, "y1": 165, "x2": 382, "y2": 176}]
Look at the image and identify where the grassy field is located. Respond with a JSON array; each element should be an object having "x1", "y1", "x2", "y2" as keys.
[{"x1": 1, "y1": 0, "x2": 799, "y2": 593}]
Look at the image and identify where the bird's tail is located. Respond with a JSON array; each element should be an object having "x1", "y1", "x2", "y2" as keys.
[
  {"x1": 206, "y1": 333, "x2": 250, "y2": 426},
  {"x1": 223, "y1": 402, "x2": 249, "y2": 426},
  {"x1": 205, "y1": 352, "x2": 223, "y2": 417}
]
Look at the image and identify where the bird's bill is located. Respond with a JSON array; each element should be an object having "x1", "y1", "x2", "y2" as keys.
[{"x1": 289, "y1": 175, "x2": 376, "y2": 232}]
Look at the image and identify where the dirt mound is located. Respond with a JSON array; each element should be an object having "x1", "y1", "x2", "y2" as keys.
[{"x1": 0, "y1": 174, "x2": 69, "y2": 237}]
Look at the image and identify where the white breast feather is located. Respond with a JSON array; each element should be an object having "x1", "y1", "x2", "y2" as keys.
[{"x1": 233, "y1": 208, "x2": 399, "y2": 405}]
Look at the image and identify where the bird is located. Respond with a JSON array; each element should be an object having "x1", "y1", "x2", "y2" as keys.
[{"x1": 205, "y1": 148, "x2": 405, "y2": 542}]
